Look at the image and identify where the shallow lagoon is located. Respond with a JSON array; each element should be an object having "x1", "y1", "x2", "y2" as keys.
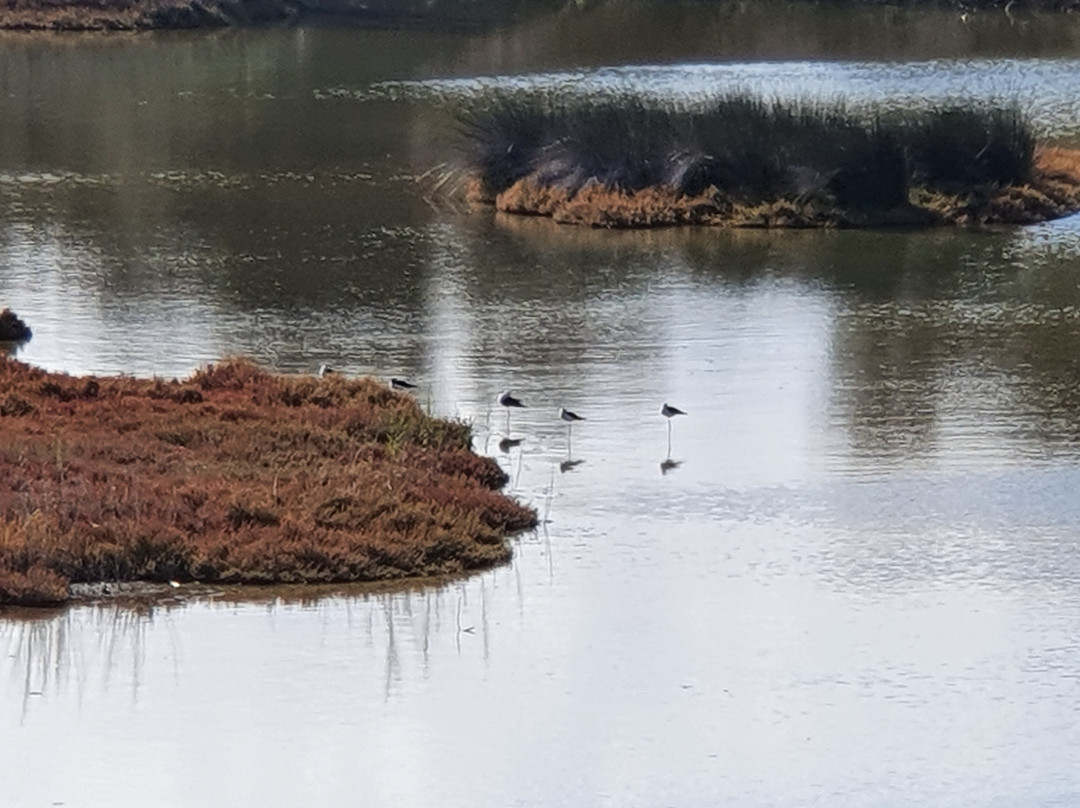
[{"x1": 4, "y1": 4, "x2": 1080, "y2": 805}]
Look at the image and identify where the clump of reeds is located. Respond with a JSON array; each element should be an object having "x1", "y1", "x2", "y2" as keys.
[
  {"x1": 0, "y1": 358, "x2": 536, "y2": 607},
  {"x1": 456, "y1": 91, "x2": 1047, "y2": 225},
  {"x1": 0, "y1": 309, "x2": 32, "y2": 342},
  {"x1": 901, "y1": 104, "x2": 1035, "y2": 189}
]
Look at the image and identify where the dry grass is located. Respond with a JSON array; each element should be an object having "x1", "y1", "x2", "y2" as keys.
[
  {"x1": 0, "y1": 0, "x2": 296, "y2": 29},
  {"x1": 0, "y1": 1, "x2": 150, "y2": 30},
  {"x1": 1036, "y1": 147, "x2": 1080, "y2": 183},
  {"x1": 0, "y1": 358, "x2": 536, "y2": 607},
  {"x1": 483, "y1": 149, "x2": 1080, "y2": 229},
  {"x1": 913, "y1": 148, "x2": 1080, "y2": 226}
]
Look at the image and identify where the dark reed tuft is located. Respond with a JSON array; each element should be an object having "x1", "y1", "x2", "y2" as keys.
[
  {"x1": 456, "y1": 91, "x2": 1037, "y2": 210},
  {"x1": 455, "y1": 91, "x2": 555, "y2": 197},
  {"x1": 903, "y1": 103, "x2": 1035, "y2": 189},
  {"x1": 0, "y1": 309, "x2": 32, "y2": 342}
]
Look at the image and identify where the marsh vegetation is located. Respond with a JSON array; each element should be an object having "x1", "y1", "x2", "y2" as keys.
[
  {"x1": 0, "y1": 359, "x2": 536, "y2": 606},
  {"x1": 456, "y1": 93, "x2": 1080, "y2": 227},
  {"x1": 0, "y1": 309, "x2": 31, "y2": 343}
]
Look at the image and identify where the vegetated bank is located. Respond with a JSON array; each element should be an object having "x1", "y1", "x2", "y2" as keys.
[
  {"x1": 0, "y1": 0, "x2": 561, "y2": 30},
  {"x1": 0, "y1": 358, "x2": 536, "y2": 607},
  {"x1": 4, "y1": 0, "x2": 1080, "y2": 31},
  {"x1": 457, "y1": 93, "x2": 1080, "y2": 228}
]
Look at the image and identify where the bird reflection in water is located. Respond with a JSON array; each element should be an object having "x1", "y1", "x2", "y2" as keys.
[
  {"x1": 498, "y1": 437, "x2": 523, "y2": 454},
  {"x1": 497, "y1": 436, "x2": 525, "y2": 489},
  {"x1": 660, "y1": 458, "x2": 683, "y2": 476},
  {"x1": 560, "y1": 458, "x2": 585, "y2": 473}
]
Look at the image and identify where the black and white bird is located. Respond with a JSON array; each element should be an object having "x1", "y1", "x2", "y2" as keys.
[
  {"x1": 559, "y1": 407, "x2": 585, "y2": 455},
  {"x1": 660, "y1": 403, "x2": 686, "y2": 419},
  {"x1": 661, "y1": 403, "x2": 686, "y2": 457},
  {"x1": 390, "y1": 378, "x2": 417, "y2": 391},
  {"x1": 498, "y1": 390, "x2": 526, "y2": 433},
  {"x1": 317, "y1": 363, "x2": 335, "y2": 378},
  {"x1": 499, "y1": 391, "x2": 526, "y2": 409},
  {"x1": 559, "y1": 407, "x2": 585, "y2": 424}
]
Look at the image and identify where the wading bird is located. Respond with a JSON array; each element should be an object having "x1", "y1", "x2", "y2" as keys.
[
  {"x1": 317, "y1": 363, "x2": 335, "y2": 378},
  {"x1": 560, "y1": 407, "x2": 585, "y2": 423},
  {"x1": 661, "y1": 402, "x2": 686, "y2": 457},
  {"x1": 499, "y1": 390, "x2": 526, "y2": 432},
  {"x1": 559, "y1": 407, "x2": 585, "y2": 455}
]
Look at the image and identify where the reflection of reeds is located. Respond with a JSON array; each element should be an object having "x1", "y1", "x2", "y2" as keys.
[
  {"x1": 456, "y1": 91, "x2": 1054, "y2": 225},
  {"x1": 2, "y1": 605, "x2": 153, "y2": 711},
  {"x1": 0, "y1": 358, "x2": 536, "y2": 606}
]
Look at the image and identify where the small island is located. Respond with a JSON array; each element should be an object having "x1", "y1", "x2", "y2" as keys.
[
  {"x1": 0, "y1": 358, "x2": 536, "y2": 607},
  {"x1": 457, "y1": 93, "x2": 1080, "y2": 229}
]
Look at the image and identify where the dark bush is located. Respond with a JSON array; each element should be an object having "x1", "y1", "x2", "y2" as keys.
[
  {"x1": 455, "y1": 92, "x2": 554, "y2": 196},
  {"x1": 456, "y1": 92, "x2": 1037, "y2": 209},
  {"x1": 904, "y1": 103, "x2": 1035, "y2": 188}
]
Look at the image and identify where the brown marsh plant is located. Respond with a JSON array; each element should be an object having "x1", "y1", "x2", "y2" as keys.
[{"x1": 0, "y1": 358, "x2": 536, "y2": 606}]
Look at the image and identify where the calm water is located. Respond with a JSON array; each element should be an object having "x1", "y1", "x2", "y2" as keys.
[{"x1": 5, "y1": 4, "x2": 1080, "y2": 806}]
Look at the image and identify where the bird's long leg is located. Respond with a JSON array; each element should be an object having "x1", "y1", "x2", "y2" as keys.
[{"x1": 667, "y1": 419, "x2": 673, "y2": 459}]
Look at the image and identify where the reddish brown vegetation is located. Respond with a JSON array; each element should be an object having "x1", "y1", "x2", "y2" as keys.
[
  {"x1": 0, "y1": 358, "x2": 535, "y2": 607},
  {"x1": 914, "y1": 147, "x2": 1080, "y2": 225},
  {"x1": 477, "y1": 148, "x2": 1080, "y2": 229}
]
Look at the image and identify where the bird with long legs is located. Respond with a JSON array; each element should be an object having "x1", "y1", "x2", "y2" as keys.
[
  {"x1": 660, "y1": 402, "x2": 686, "y2": 458},
  {"x1": 559, "y1": 407, "x2": 585, "y2": 457},
  {"x1": 498, "y1": 390, "x2": 526, "y2": 433}
]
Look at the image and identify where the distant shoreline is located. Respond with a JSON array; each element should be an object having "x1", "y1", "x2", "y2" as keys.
[
  {"x1": 0, "y1": 0, "x2": 511, "y2": 31},
  {"x1": 1, "y1": 0, "x2": 1079, "y2": 32}
]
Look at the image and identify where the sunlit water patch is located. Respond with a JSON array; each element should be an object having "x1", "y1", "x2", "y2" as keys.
[{"x1": 358, "y1": 58, "x2": 1080, "y2": 139}]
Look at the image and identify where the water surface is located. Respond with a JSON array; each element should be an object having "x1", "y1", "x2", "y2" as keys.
[{"x1": 4, "y1": 6, "x2": 1080, "y2": 806}]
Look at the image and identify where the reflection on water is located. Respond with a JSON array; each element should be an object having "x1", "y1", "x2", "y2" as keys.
[
  {"x1": 3, "y1": 605, "x2": 155, "y2": 716},
  {"x1": 5, "y1": 7, "x2": 1080, "y2": 807},
  {"x1": 1, "y1": 582, "x2": 500, "y2": 709}
]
